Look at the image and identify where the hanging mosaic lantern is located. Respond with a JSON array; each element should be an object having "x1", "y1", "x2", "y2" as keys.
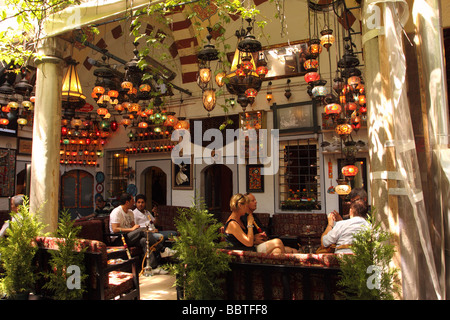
[{"x1": 342, "y1": 164, "x2": 359, "y2": 178}]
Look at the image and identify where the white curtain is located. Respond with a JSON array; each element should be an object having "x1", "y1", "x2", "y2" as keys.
[{"x1": 364, "y1": 0, "x2": 444, "y2": 299}]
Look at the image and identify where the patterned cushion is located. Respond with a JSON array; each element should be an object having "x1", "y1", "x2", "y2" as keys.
[
  {"x1": 221, "y1": 249, "x2": 341, "y2": 268},
  {"x1": 271, "y1": 213, "x2": 327, "y2": 237},
  {"x1": 105, "y1": 271, "x2": 135, "y2": 300}
]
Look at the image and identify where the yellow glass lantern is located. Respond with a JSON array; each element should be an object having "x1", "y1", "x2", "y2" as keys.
[
  {"x1": 335, "y1": 123, "x2": 353, "y2": 136},
  {"x1": 203, "y1": 89, "x2": 216, "y2": 112},
  {"x1": 335, "y1": 179, "x2": 352, "y2": 196},
  {"x1": 62, "y1": 62, "x2": 86, "y2": 102},
  {"x1": 174, "y1": 118, "x2": 189, "y2": 130},
  {"x1": 198, "y1": 67, "x2": 212, "y2": 84},
  {"x1": 215, "y1": 71, "x2": 226, "y2": 87}
]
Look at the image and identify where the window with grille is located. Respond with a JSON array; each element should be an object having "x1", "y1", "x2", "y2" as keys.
[
  {"x1": 278, "y1": 137, "x2": 321, "y2": 211},
  {"x1": 106, "y1": 150, "x2": 128, "y2": 198}
]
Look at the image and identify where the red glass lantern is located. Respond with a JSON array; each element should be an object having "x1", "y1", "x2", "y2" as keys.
[
  {"x1": 245, "y1": 88, "x2": 258, "y2": 104},
  {"x1": 345, "y1": 102, "x2": 357, "y2": 111},
  {"x1": 303, "y1": 59, "x2": 318, "y2": 71},
  {"x1": 138, "y1": 121, "x2": 148, "y2": 129},
  {"x1": 255, "y1": 65, "x2": 268, "y2": 78},
  {"x1": 324, "y1": 103, "x2": 342, "y2": 115},
  {"x1": 164, "y1": 115, "x2": 178, "y2": 127},
  {"x1": 241, "y1": 60, "x2": 254, "y2": 73},
  {"x1": 342, "y1": 165, "x2": 359, "y2": 177},
  {"x1": 0, "y1": 118, "x2": 9, "y2": 126},
  {"x1": 358, "y1": 94, "x2": 366, "y2": 105},
  {"x1": 97, "y1": 107, "x2": 108, "y2": 117},
  {"x1": 304, "y1": 72, "x2": 320, "y2": 84},
  {"x1": 235, "y1": 68, "x2": 245, "y2": 78},
  {"x1": 139, "y1": 84, "x2": 151, "y2": 92},
  {"x1": 61, "y1": 126, "x2": 68, "y2": 136},
  {"x1": 110, "y1": 120, "x2": 119, "y2": 132},
  {"x1": 92, "y1": 86, "x2": 105, "y2": 98},
  {"x1": 108, "y1": 90, "x2": 119, "y2": 98}
]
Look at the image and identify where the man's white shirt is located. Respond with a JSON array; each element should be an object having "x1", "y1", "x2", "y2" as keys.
[{"x1": 133, "y1": 208, "x2": 155, "y2": 228}]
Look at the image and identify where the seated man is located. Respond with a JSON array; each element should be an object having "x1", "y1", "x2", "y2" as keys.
[
  {"x1": 0, "y1": 194, "x2": 24, "y2": 238},
  {"x1": 133, "y1": 194, "x2": 177, "y2": 241},
  {"x1": 94, "y1": 195, "x2": 114, "y2": 216},
  {"x1": 81, "y1": 195, "x2": 114, "y2": 220},
  {"x1": 109, "y1": 193, "x2": 174, "y2": 269},
  {"x1": 321, "y1": 199, "x2": 369, "y2": 254}
]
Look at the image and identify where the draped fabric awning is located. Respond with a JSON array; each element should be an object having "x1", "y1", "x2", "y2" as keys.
[{"x1": 42, "y1": 0, "x2": 166, "y2": 38}]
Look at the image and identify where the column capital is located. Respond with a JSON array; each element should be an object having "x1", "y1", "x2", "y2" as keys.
[{"x1": 34, "y1": 37, "x2": 65, "y2": 66}]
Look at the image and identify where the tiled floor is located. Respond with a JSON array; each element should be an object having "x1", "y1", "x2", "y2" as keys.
[{"x1": 139, "y1": 273, "x2": 177, "y2": 300}]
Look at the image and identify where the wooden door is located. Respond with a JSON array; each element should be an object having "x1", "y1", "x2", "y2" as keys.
[{"x1": 61, "y1": 170, "x2": 94, "y2": 219}]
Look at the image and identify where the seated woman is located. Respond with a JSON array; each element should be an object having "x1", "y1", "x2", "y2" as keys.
[
  {"x1": 320, "y1": 199, "x2": 369, "y2": 253},
  {"x1": 224, "y1": 193, "x2": 297, "y2": 254}
]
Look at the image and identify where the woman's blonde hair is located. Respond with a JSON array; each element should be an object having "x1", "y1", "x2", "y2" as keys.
[{"x1": 229, "y1": 193, "x2": 248, "y2": 211}]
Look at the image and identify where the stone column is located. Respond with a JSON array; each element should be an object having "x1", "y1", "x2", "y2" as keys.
[
  {"x1": 362, "y1": 1, "x2": 402, "y2": 298},
  {"x1": 30, "y1": 37, "x2": 64, "y2": 233}
]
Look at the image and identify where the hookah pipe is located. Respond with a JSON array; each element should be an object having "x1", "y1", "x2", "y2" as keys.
[
  {"x1": 120, "y1": 233, "x2": 132, "y2": 259},
  {"x1": 140, "y1": 219, "x2": 164, "y2": 276}
]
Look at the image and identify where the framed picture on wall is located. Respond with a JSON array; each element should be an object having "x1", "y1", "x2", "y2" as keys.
[
  {"x1": 271, "y1": 101, "x2": 319, "y2": 133},
  {"x1": 246, "y1": 164, "x2": 264, "y2": 193},
  {"x1": 172, "y1": 157, "x2": 193, "y2": 190},
  {"x1": 18, "y1": 137, "x2": 32, "y2": 155}
]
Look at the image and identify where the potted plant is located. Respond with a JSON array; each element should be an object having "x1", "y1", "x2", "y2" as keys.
[
  {"x1": 168, "y1": 198, "x2": 231, "y2": 300},
  {"x1": 0, "y1": 197, "x2": 45, "y2": 299},
  {"x1": 41, "y1": 210, "x2": 88, "y2": 300},
  {"x1": 337, "y1": 209, "x2": 400, "y2": 299}
]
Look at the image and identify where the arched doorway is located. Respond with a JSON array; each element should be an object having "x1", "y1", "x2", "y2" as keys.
[
  {"x1": 144, "y1": 166, "x2": 167, "y2": 206},
  {"x1": 61, "y1": 170, "x2": 94, "y2": 219},
  {"x1": 203, "y1": 164, "x2": 233, "y2": 222}
]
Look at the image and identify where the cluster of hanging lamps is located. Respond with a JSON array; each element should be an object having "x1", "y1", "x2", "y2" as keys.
[
  {"x1": 197, "y1": 27, "x2": 220, "y2": 116},
  {"x1": 225, "y1": 18, "x2": 267, "y2": 112},
  {"x1": 305, "y1": 0, "x2": 366, "y2": 191}
]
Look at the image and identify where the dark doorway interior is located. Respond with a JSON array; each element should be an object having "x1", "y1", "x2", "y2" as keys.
[
  {"x1": 145, "y1": 166, "x2": 167, "y2": 206},
  {"x1": 204, "y1": 164, "x2": 233, "y2": 222}
]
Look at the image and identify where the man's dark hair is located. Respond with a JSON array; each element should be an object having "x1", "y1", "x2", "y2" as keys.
[
  {"x1": 350, "y1": 199, "x2": 368, "y2": 218},
  {"x1": 135, "y1": 194, "x2": 146, "y2": 203},
  {"x1": 119, "y1": 193, "x2": 133, "y2": 205},
  {"x1": 349, "y1": 187, "x2": 368, "y2": 202},
  {"x1": 95, "y1": 194, "x2": 105, "y2": 202}
]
